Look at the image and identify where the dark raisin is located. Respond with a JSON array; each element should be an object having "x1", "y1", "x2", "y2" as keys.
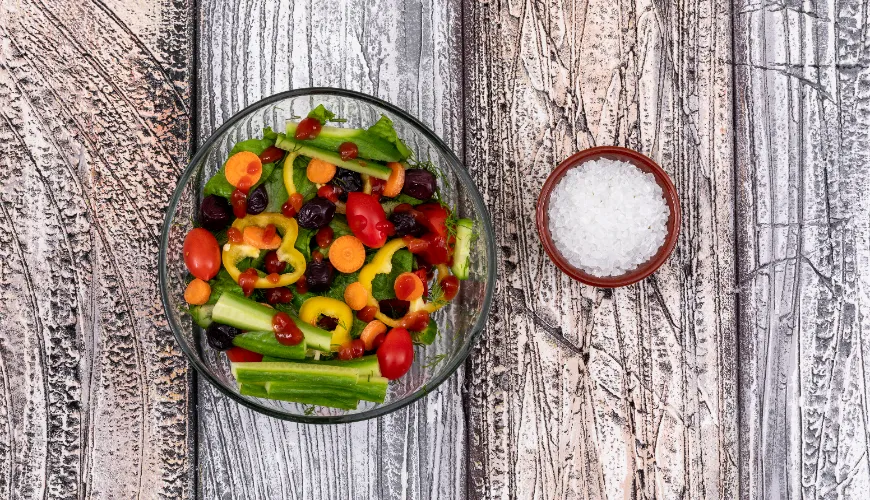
[
  {"x1": 246, "y1": 184, "x2": 268, "y2": 215},
  {"x1": 296, "y1": 197, "x2": 336, "y2": 229},
  {"x1": 389, "y1": 212, "x2": 426, "y2": 237},
  {"x1": 331, "y1": 167, "x2": 363, "y2": 202},
  {"x1": 205, "y1": 323, "x2": 240, "y2": 351},
  {"x1": 378, "y1": 298, "x2": 410, "y2": 319},
  {"x1": 402, "y1": 169, "x2": 437, "y2": 200},
  {"x1": 200, "y1": 194, "x2": 233, "y2": 231},
  {"x1": 317, "y1": 316, "x2": 339, "y2": 330},
  {"x1": 306, "y1": 259, "x2": 334, "y2": 292}
]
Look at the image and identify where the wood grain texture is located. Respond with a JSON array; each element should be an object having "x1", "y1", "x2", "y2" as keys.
[
  {"x1": 735, "y1": 0, "x2": 870, "y2": 498},
  {"x1": 195, "y1": 1, "x2": 467, "y2": 498},
  {"x1": 462, "y1": 0, "x2": 737, "y2": 498},
  {"x1": 0, "y1": 0, "x2": 194, "y2": 498}
]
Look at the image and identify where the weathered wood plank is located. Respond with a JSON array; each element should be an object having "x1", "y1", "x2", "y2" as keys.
[
  {"x1": 195, "y1": 1, "x2": 466, "y2": 498},
  {"x1": 735, "y1": 0, "x2": 870, "y2": 497},
  {"x1": 0, "y1": 0, "x2": 194, "y2": 498},
  {"x1": 462, "y1": 0, "x2": 738, "y2": 497}
]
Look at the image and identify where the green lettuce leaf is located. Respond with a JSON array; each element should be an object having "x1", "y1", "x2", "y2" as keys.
[
  {"x1": 366, "y1": 115, "x2": 413, "y2": 160},
  {"x1": 307, "y1": 104, "x2": 336, "y2": 125},
  {"x1": 371, "y1": 249, "x2": 413, "y2": 300},
  {"x1": 204, "y1": 135, "x2": 277, "y2": 199}
]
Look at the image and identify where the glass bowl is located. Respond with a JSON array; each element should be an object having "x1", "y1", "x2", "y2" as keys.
[{"x1": 159, "y1": 88, "x2": 495, "y2": 423}]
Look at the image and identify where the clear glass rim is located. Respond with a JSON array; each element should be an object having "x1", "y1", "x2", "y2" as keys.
[{"x1": 158, "y1": 87, "x2": 496, "y2": 424}]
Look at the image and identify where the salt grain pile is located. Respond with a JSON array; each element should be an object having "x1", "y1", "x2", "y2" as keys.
[{"x1": 548, "y1": 158, "x2": 669, "y2": 277}]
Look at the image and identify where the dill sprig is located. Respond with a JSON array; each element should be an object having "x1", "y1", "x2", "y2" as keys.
[{"x1": 423, "y1": 353, "x2": 448, "y2": 369}]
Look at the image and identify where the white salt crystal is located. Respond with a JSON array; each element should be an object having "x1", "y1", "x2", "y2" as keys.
[{"x1": 547, "y1": 158, "x2": 669, "y2": 277}]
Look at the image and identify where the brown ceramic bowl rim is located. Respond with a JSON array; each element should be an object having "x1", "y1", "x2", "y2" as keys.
[{"x1": 535, "y1": 146, "x2": 681, "y2": 287}]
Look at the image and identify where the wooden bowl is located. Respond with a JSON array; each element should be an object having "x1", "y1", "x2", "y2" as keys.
[{"x1": 535, "y1": 146, "x2": 681, "y2": 288}]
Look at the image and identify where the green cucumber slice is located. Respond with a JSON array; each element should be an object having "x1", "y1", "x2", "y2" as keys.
[
  {"x1": 232, "y1": 331, "x2": 307, "y2": 360},
  {"x1": 291, "y1": 318, "x2": 333, "y2": 352},
  {"x1": 190, "y1": 305, "x2": 214, "y2": 328},
  {"x1": 275, "y1": 135, "x2": 392, "y2": 180},
  {"x1": 451, "y1": 218, "x2": 474, "y2": 280}
]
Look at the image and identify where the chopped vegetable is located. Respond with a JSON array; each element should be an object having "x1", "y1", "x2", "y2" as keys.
[
  {"x1": 328, "y1": 235, "x2": 366, "y2": 273},
  {"x1": 307, "y1": 158, "x2": 337, "y2": 184},
  {"x1": 360, "y1": 320, "x2": 387, "y2": 350},
  {"x1": 383, "y1": 162, "x2": 405, "y2": 197},
  {"x1": 394, "y1": 272, "x2": 424, "y2": 301},
  {"x1": 298, "y1": 296, "x2": 354, "y2": 349},
  {"x1": 225, "y1": 151, "x2": 263, "y2": 189},
  {"x1": 343, "y1": 282, "x2": 369, "y2": 311},
  {"x1": 184, "y1": 278, "x2": 211, "y2": 305}
]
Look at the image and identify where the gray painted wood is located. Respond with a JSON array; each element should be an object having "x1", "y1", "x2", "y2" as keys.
[
  {"x1": 0, "y1": 0, "x2": 194, "y2": 498},
  {"x1": 734, "y1": 0, "x2": 870, "y2": 498},
  {"x1": 195, "y1": 1, "x2": 467, "y2": 498},
  {"x1": 462, "y1": 0, "x2": 738, "y2": 498}
]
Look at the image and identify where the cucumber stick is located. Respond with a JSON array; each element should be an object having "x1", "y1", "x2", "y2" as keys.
[
  {"x1": 212, "y1": 294, "x2": 332, "y2": 351},
  {"x1": 451, "y1": 218, "x2": 475, "y2": 280},
  {"x1": 266, "y1": 375, "x2": 388, "y2": 404},
  {"x1": 242, "y1": 383, "x2": 358, "y2": 410},
  {"x1": 296, "y1": 354, "x2": 381, "y2": 377},
  {"x1": 231, "y1": 361, "x2": 360, "y2": 387},
  {"x1": 232, "y1": 331, "x2": 307, "y2": 360},
  {"x1": 189, "y1": 305, "x2": 214, "y2": 328},
  {"x1": 275, "y1": 135, "x2": 391, "y2": 180},
  {"x1": 212, "y1": 293, "x2": 275, "y2": 331},
  {"x1": 285, "y1": 122, "x2": 403, "y2": 162}
]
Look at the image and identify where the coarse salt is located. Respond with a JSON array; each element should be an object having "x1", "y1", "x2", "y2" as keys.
[{"x1": 548, "y1": 158, "x2": 669, "y2": 277}]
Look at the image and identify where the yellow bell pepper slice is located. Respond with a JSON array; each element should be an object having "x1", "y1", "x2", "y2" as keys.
[
  {"x1": 299, "y1": 297, "x2": 353, "y2": 348},
  {"x1": 222, "y1": 213, "x2": 306, "y2": 289},
  {"x1": 282, "y1": 152, "x2": 300, "y2": 195},
  {"x1": 358, "y1": 238, "x2": 407, "y2": 304}
]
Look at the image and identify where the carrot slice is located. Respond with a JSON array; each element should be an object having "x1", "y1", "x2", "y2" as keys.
[
  {"x1": 184, "y1": 278, "x2": 211, "y2": 305},
  {"x1": 343, "y1": 282, "x2": 369, "y2": 310},
  {"x1": 394, "y1": 272, "x2": 424, "y2": 301},
  {"x1": 382, "y1": 162, "x2": 405, "y2": 197},
  {"x1": 225, "y1": 151, "x2": 263, "y2": 188},
  {"x1": 360, "y1": 320, "x2": 387, "y2": 350},
  {"x1": 328, "y1": 235, "x2": 366, "y2": 273},
  {"x1": 242, "y1": 225, "x2": 282, "y2": 250},
  {"x1": 307, "y1": 158, "x2": 337, "y2": 184}
]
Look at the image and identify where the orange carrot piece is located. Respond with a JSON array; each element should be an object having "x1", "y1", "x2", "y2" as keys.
[
  {"x1": 307, "y1": 158, "x2": 337, "y2": 184},
  {"x1": 225, "y1": 151, "x2": 262, "y2": 188},
  {"x1": 382, "y1": 162, "x2": 405, "y2": 197},
  {"x1": 343, "y1": 282, "x2": 369, "y2": 310},
  {"x1": 394, "y1": 272, "x2": 424, "y2": 301},
  {"x1": 360, "y1": 320, "x2": 387, "y2": 350},
  {"x1": 184, "y1": 278, "x2": 211, "y2": 305},
  {"x1": 243, "y1": 226, "x2": 282, "y2": 250},
  {"x1": 328, "y1": 235, "x2": 366, "y2": 273}
]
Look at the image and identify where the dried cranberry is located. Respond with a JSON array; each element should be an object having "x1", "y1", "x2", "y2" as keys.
[
  {"x1": 316, "y1": 227, "x2": 334, "y2": 248},
  {"x1": 402, "y1": 169, "x2": 437, "y2": 200},
  {"x1": 357, "y1": 305, "x2": 378, "y2": 322},
  {"x1": 246, "y1": 184, "x2": 268, "y2": 215},
  {"x1": 331, "y1": 168, "x2": 363, "y2": 201},
  {"x1": 296, "y1": 197, "x2": 336, "y2": 229},
  {"x1": 295, "y1": 117, "x2": 322, "y2": 140},
  {"x1": 264, "y1": 287, "x2": 293, "y2": 304},
  {"x1": 205, "y1": 323, "x2": 240, "y2": 351},
  {"x1": 265, "y1": 251, "x2": 287, "y2": 274},
  {"x1": 389, "y1": 212, "x2": 426, "y2": 238},
  {"x1": 350, "y1": 339, "x2": 365, "y2": 358},
  {"x1": 317, "y1": 316, "x2": 339, "y2": 331},
  {"x1": 200, "y1": 195, "x2": 233, "y2": 231},
  {"x1": 338, "y1": 142, "x2": 359, "y2": 160},
  {"x1": 306, "y1": 259, "x2": 334, "y2": 292},
  {"x1": 379, "y1": 298, "x2": 410, "y2": 319}
]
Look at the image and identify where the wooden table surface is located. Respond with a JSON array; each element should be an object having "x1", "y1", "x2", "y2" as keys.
[{"x1": 2, "y1": 0, "x2": 869, "y2": 498}]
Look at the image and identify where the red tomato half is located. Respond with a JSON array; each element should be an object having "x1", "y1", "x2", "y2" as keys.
[
  {"x1": 225, "y1": 347, "x2": 263, "y2": 363},
  {"x1": 377, "y1": 327, "x2": 414, "y2": 380},
  {"x1": 416, "y1": 203, "x2": 449, "y2": 237},
  {"x1": 346, "y1": 192, "x2": 389, "y2": 248},
  {"x1": 183, "y1": 228, "x2": 221, "y2": 280}
]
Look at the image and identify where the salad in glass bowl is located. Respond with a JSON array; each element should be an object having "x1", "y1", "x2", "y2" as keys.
[{"x1": 171, "y1": 99, "x2": 485, "y2": 413}]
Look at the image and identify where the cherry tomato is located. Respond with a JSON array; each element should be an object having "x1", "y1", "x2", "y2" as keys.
[
  {"x1": 295, "y1": 117, "x2": 322, "y2": 140},
  {"x1": 419, "y1": 232, "x2": 449, "y2": 265},
  {"x1": 264, "y1": 287, "x2": 293, "y2": 304},
  {"x1": 377, "y1": 328, "x2": 414, "y2": 380},
  {"x1": 338, "y1": 343, "x2": 355, "y2": 360},
  {"x1": 238, "y1": 268, "x2": 259, "y2": 297},
  {"x1": 264, "y1": 250, "x2": 287, "y2": 274},
  {"x1": 416, "y1": 203, "x2": 450, "y2": 237},
  {"x1": 317, "y1": 185, "x2": 341, "y2": 203},
  {"x1": 357, "y1": 305, "x2": 378, "y2": 323},
  {"x1": 350, "y1": 339, "x2": 365, "y2": 358},
  {"x1": 230, "y1": 189, "x2": 247, "y2": 219},
  {"x1": 259, "y1": 146, "x2": 285, "y2": 164},
  {"x1": 183, "y1": 228, "x2": 221, "y2": 280},
  {"x1": 225, "y1": 347, "x2": 263, "y2": 363},
  {"x1": 346, "y1": 192, "x2": 390, "y2": 248}
]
